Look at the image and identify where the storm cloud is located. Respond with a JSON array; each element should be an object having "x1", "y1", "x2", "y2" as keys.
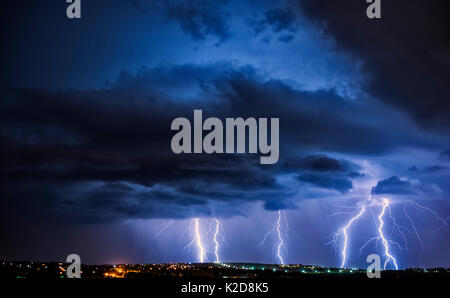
[
  {"x1": 1, "y1": 62, "x2": 426, "y2": 222},
  {"x1": 296, "y1": 0, "x2": 450, "y2": 133},
  {"x1": 371, "y1": 176, "x2": 442, "y2": 197}
]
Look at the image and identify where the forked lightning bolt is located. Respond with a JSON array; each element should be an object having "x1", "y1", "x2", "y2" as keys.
[
  {"x1": 377, "y1": 199, "x2": 399, "y2": 270},
  {"x1": 259, "y1": 210, "x2": 286, "y2": 265},
  {"x1": 213, "y1": 218, "x2": 221, "y2": 263},
  {"x1": 333, "y1": 194, "x2": 400, "y2": 269},
  {"x1": 185, "y1": 218, "x2": 224, "y2": 263},
  {"x1": 408, "y1": 201, "x2": 449, "y2": 236},
  {"x1": 335, "y1": 205, "x2": 367, "y2": 268},
  {"x1": 403, "y1": 203, "x2": 424, "y2": 251},
  {"x1": 194, "y1": 218, "x2": 205, "y2": 263}
]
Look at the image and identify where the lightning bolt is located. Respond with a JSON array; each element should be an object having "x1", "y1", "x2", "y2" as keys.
[
  {"x1": 384, "y1": 204, "x2": 410, "y2": 254},
  {"x1": 335, "y1": 205, "x2": 367, "y2": 268},
  {"x1": 153, "y1": 220, "x2": 174, "y2": 239},
  {"x1": 193, "y1": 218, "x2": 205, "y2": 263},
  {"x1": 403, "y1": 203, "x2": 424, "y2": 251},
  {"x1": 185, "y1": 218, "x2": 225, "y2": 263},
  {"x1": 377, "y1": 199, "x2": 399, "y2": 270},
  {"x1": 331, "y1": 182, "x2": 450, "y2": 269},
  {"x1": 213, "y1": 218, "x2": 221, "y2": 263},
  {"x1": 258, "y1": 224, "x2": 277, "y2": 249},
  {"x1": 276, "y1": 210, "x2": 285, "y2": 265},
  {"x1": 408, "y1": 201, "x2": 449, "y2": 236},
  {"x1": 333, "y1": 194, "x2": 402, "y2": 269},
  {"x1": 259, "y1": 210, "x2": 286, "y2": 264}
]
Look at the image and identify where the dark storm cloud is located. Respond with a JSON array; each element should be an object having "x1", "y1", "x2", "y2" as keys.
[
  {"x1": 245, "y1": 7, "x2": 298, "y2": 42},
  {"x1": 371, "y1": 176, "x2": 442, "y2": 197},
  {"x1": 2, "y1": 64, "x2": 430, "y2": 153},
  {"x1": 0, "y1": 180, "x2": 211, "y2": 223},
  {"x1": 371, "y1": 176, "x2": 416, "y2": 195},
  {"x1": 277, "y1": 34, "x2": 295, "y2": 43},
  {"x1": 0, "y1": 135, "x2": 277, "y2": 192},
  {"x1": 422, "y1": 166, "x2": 447, "y2": 173},
  {"x1": 163, "y1": 0, "x2": 231, "y2": 42},
  {"x1": 0, "y1": 63, "x2": 438, "y2": 222},
  {"x1": 282, "y1": 155, "x2": 358, "y2": 172},
  {"x1": 297, "y1": 173, "x2": 353, "y2": 193},
  {"x1": 408, "y1": 165, "x2": 448, "y2": 174},
  {"x1": 263, "y1": 199, "x2": 296, "y2": 211},
  {"x1": 285, "y1": 155, "x2": 363, "y2": 193},
  {"x1": 129, "y1": 0, "x2": 231, "y2": 42},
  {"x1": 130, "y1": 0, "x2": 160, "y2": 13},
  {"x1": 264, "y1": 8, "x2": 298, "y2": 33},
  {"x1": 440, "y1": 150, "x2": 450, "y2": 161},
  {"x1": 296, "y1": 0, "x2": 450, "y2": 133}
]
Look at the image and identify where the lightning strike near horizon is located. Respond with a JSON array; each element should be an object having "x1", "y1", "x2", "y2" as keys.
[
  {"x1": 333, "y1": 194, "x2": 403, "y2": 269},
  {"x1": 276, "y1": 210, "x2": 286, "y2": 265},
  {"x1": 377, "y1": 199, "x2": 399, "y2": 270},
  {"x1": 185, "y1": 218, "x2": 225, "y2": 263},
  {"x1": 213, "y1": 218, "x2": 221, "y2": 263},
  {"x1": 258, "y1": 210, "x2": 287, "y2": 265},
  {"x1": 334, "y1": 192, "x2": 450, "y2": 270},
  {"x1": 193, "y1": 218, "x2": 206, "y2": 263},
  {"x1": 335, "y1": 205, "x2": 367, "y2": 268}
]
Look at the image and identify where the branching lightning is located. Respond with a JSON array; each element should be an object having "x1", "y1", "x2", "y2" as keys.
[
  {"x1": 408, "y1": 201, "x2": 449, "y2": 236},
  {"x1": 403, "y1": 203, "x2": 424, "y2": 251},
  {"x1": 213, "y1": 218, "x2": 221, "y2": 263},
  {"x1": 153, "y1": 220, "x2": 174, "y2": 239},
  {"x1": 335, "y1": 205, "x2": 366, "y2": 268},
  {"x1": 334, "y1": 196, "x2": 400, "y2": 270},
  {"x1": 259, "y1": 210, "x2": 287, "y2": 265},
  {"x1": 184, "y1": 218, "x2": 225, "y2": 263},
  {"x1": 332, "y1": 185, "x2": 450, "y2": 270},
  {"x1": 193, "y1": 218, "x2": 206, "y2": 263},
  {"x1": 171, "y1": 191, "x2": 447, "y2": 268},
  {"x1": 377, "y1": 199, "x2": 399, "y2": 270}
]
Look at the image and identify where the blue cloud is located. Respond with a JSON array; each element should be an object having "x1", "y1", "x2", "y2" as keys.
[
  {"x1": 278, "y1": 34, "x2": 295, "y2": 43},
  {"x1": 371, "y1": 176, "x2": 442, "y2": 197},
  {"x1": 264, "y1": 8, "x2": 298, "y2": 33},
  {"x1": 297, "y1": 173, "x2": 353, "y2": 193},
  {"x1": 165, "y1": 0, "x2": 231, "y2": 42},
  {"x1": 246, "y1": 7, "x2": 298, "y2": 43},
  {"x1": 371, "y1": 176, "x2": 415, "y2": 195},
  {"x1": 440, "y1": 150, "x2": 450, "y2": 161}
]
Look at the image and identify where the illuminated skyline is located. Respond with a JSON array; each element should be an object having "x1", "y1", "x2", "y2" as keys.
[{"x1": 0, "y1": 0, "x2": 449, "y2": 268}]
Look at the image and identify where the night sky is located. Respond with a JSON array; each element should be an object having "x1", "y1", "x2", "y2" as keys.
[{"x1": 1, "y1": 0, "x2": 450, "y2": 268}]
